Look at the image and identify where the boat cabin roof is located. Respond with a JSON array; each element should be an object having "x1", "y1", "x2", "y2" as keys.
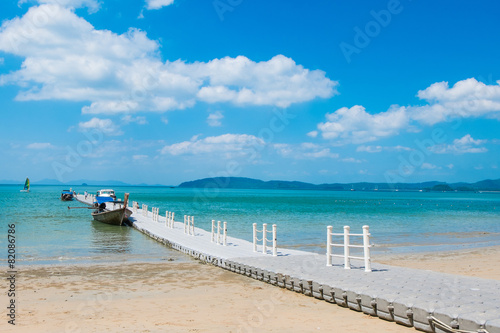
[{"x1": 97, "y1": 189, "x2": 115, "y2": 196}]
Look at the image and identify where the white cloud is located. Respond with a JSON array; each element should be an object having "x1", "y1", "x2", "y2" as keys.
[
  {"x1": 207, "y1": 111, "x2": 223, "y2": 127},
  {"x1": 0, "y1": 58, "x2": 4, "y2": 65},
  {"x1": 421, "y1": 163, "x2": 439, "y2": 170},
  {"x1": 273, "y1": 142, "x2": 339, "y2": 159},
  {"x1": 161, "y1": 117, "x2": 168, "y2": 125},
  {"x1": 342, "y1": 157, "x2": 363, "y2": 163},
  {"x1": 145, "y1": 0, "x2": 174, "y2": 10},
  {"x1": 78, "y1": 117, "x2": 123, "y2": 136},
  {"x1": 19, "y1": 0, "x2": 100, "y2": 12},
  {"x1": 133, "y1": 154, "x2": 148, "y2": 160},
  {"x1": 307, "y1": 130, "x2": 318, "y2": 138},
  {"x1": 317, "y1": 105, "x2": 409, "y2": 144},
  {"x1": 412, "y1": 78, "x2": 500, "y2": 125},
  {"x1": 193, "y1": 55, "x2": 337, "y2": 108},
  {"x1": 314, "y1": 78, "x2": 500, "y2": 145},
  {"x1": 430, "y1": 134, "x2": 487, "y2": 154},
  {"x1": 122, "y1": 115, "x2": 148, "y2": 125},
  {"x1": 356, "y1": 145, "x2": 411, "y2": 153},
  {"x1": 26, "y1": 142, "x2": 54, "y2": 149},
  {"x1": 161, "y1": 134, "x2": 265, "y2": 157},
  {"x1": 0, "y1": 6, "x2": 337, "y2": 114}
]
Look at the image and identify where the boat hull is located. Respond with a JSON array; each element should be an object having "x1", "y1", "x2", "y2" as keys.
[
  {"x1": 91, "y1": 207, "x2": 132, "y2": 226},
  {"x1": 61, "y1": 194, "x2": 74, "y2": 201},
  {"x1": 91, "y1": 193, "x2": 131, "y2": 226}
]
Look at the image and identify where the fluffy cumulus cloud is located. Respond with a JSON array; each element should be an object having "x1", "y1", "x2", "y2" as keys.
[
  {"x1": 317, "y1": 105, "x2": 409, "y2": 144},
  {"x1": 412, "y1": 78, "x2": 500, "y2": 125},
  {"x1": 0, "y1": 5, "x2": 336, "y2": 114},
  {"x1": 314, "y1": 78, "x2": 500, "y2": 144},
  {"x1": 78, "y1": 117, "x2": 123, "y2": 136},
  {"x1": 430, "y1": 134, "x2": 488, "y2": 154},
  {"x1": 161, "y1": 134, "x2": 265, "y2": 157},
  {"x1": 145, "y1": 0, "x2": 174, "y2": 10}
]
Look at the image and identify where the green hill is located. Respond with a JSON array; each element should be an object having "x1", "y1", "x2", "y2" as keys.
[{"x1": 177, "y1": 177, "x2": 500, "y2": 192}]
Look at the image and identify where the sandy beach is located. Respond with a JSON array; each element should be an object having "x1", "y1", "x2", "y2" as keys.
[
  {"x1": 375, "y1": 245, "x2": 500, "y2": 280},
  {"x1": 3, "y1": 246, "x2": 500, "y2": 333}
]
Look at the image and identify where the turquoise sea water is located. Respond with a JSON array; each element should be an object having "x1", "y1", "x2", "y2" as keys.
[{"x1": 1, "y1": 185, "x2": 499, "y2": 265}]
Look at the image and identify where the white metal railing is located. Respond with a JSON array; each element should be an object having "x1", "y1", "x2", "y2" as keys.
[
  {"x1": 142, "y1": 204, "x2": 148, "y2": 217},
  {"x1": 132, "y1": 201, "x2": 139, "y2": 213},
  {"x1": 326, "y1": 225, "x2": 371, "y2": 272},
  {"x1": 253, "y1": 223, "x2": 277, "y2": 256},
  {"x1": 211, "y1": 220, "x2": 227, "y2": 246},
  {"x1": 152, "y1": 207, "x2": 159, "y2": 222},
  {"x1": 184, "y1": 215, "x2": 195, "y2": 235},
  {"x1": 165, "y1": 211, "x2": 175, "y2": 228}
]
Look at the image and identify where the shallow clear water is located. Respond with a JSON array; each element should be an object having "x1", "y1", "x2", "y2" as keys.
[{"x1": 1, "y1": 185, "x2": 499, "y2": 265}]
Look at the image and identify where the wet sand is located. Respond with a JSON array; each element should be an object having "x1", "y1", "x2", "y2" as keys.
[{"x1": 2, "y1": 246, "x2": 499, "y2": 332}]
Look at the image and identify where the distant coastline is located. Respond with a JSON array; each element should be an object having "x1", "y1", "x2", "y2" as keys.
[{"x1": 2, "y1": 176, "x2": 500, "y2": 192}]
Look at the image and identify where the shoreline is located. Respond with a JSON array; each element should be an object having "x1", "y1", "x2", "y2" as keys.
[{"x1": 8, "y1": 243, "x2": 500, "y2": 277}]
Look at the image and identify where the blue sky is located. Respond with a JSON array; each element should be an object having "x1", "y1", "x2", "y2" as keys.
[{"x1": 0, "y1": 0, "x2": 499, "y2": 185}]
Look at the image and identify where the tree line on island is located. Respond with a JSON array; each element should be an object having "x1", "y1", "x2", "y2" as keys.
[{"x1": 178, "y1": 177, "x2": 500, "y2": 192}]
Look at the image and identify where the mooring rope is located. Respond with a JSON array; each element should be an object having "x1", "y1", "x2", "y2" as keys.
[{"x1": 430, "y1": 316, "x2": 490, "y2": 333}]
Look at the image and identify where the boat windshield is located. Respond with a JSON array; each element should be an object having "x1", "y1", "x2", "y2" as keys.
[{"x1": 98, "y1": 190, "x2": 115, "y2": 196}]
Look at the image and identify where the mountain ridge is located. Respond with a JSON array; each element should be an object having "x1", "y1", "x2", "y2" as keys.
[{"x1": 178, "y1": 177, "x2": 500, "y2": 191}]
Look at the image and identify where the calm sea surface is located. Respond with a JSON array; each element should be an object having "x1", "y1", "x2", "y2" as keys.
[{"x1": 1, "y1": 185, "x2": 499, "y2": 265}]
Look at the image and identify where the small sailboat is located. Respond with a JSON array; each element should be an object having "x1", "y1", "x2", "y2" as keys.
[{"x1": 20, "y1": 178, "x2": 30, "y2": 192}]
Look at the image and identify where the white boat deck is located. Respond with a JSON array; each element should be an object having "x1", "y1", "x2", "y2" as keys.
[{"x1": 75, "y1": 194, "x2": 500, "y2": 333}]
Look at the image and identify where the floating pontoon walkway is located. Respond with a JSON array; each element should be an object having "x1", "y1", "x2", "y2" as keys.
[{"x1": 75, "y1": 194, "x2": 500, "y2": 333}]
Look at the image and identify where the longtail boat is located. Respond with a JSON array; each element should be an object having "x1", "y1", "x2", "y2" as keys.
[{"x1": 91, "y1": 193, "x2": 131, "y2": 226}]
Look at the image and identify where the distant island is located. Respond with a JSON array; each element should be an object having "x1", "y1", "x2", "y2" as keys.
[
  {"x1": 178, "y1": 177, "x2": 500, "y2": 192},
  {"x1": 2, "y1": 177, "x2": 500, "y2": 192}
]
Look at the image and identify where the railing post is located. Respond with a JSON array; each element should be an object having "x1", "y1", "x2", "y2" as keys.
[
  {"x1": 184, "y1": 215, "x2": 187, "y2": 233},
  {"x1": 171, "y1": 212, "x2": 175, "y2": 228},
  {"x1": 190, "y1": 216, "x2": 194, "y2": 235},
  {"x1": 211, "y1": 220, "x2": 215, "y2": 242},
  {"x1": 253, "y1": 223, "x2": 257, "y2": 252},
  {"x1": 217, "y1": 220, "x2": 221, "y2": 244},
  {"x1": 344, "y1": 225, "x2": 351, "y2": 269},
  {"x1": 326, "y1": 226, "x2": 332, "y2": 266},
  {"x1": 262, "y1": 223, "x2": 267, "y2": 254},
  {"x1": 223, "y1": 221, "x2": 227, "y2": 246},
  {"x1": 272, "y1": 224, "x2": 277, "y2": 256},
  {"x1": 363, "y1": 225, "x2": 372, "y2": 272}
]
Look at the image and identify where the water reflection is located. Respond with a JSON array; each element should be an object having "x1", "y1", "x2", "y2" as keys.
[{"x1": 90, "y1": 221, "x2": 132, "y2": 254}]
